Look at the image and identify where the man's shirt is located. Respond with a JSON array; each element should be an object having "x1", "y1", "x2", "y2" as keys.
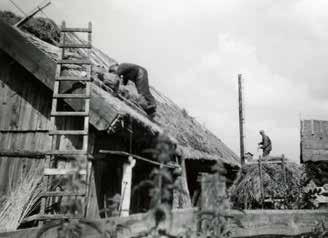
[
  {"x1": 260, "y1": 135, "x2": 272, "y2": 150},
  {"x1": 117, "y1": 63, "x2": 141, "y2": 85}
]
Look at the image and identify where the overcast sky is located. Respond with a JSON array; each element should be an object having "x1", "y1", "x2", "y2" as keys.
[{"x1": 2, "y1": 0, "x2": 328, "y2": 163}]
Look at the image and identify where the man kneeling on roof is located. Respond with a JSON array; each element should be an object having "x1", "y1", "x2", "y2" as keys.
[
  {"x1": 109, "y1": 63, "x2": 157, "y2": 118},
  {"x1": 258, "y1": 130, "x2": 272, "y2": 158}
]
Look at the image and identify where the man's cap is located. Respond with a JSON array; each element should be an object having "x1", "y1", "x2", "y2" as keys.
[{"x1": 259, "y1": 130, "x2": 265, "y2": 134}]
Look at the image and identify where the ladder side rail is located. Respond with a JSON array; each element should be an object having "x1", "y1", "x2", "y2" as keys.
[{"x1": 83, "y1": 21, "x2": 92, "y2": 217}]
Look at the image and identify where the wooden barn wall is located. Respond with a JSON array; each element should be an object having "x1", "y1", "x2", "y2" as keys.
[
  {"x1": 0, "y1": 51, "x2": 52, "y2": 196},
  {"x1": 301, "y1": 120, "x2": 328, "y2": 162},
  {"x1": 0, "y1": 51, "x2": 96, "y2": 201}
]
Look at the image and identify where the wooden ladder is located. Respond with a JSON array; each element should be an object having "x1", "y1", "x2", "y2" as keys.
[{"x1": 23, "y1": 21, "x2": 93, "y2": 224}]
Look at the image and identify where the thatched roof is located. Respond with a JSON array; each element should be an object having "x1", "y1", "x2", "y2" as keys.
[
  {"x1": 230, "y1": 159, "x2": 303, "y2": 209},
  {"x1": 301, "y1": 119, "x2": 328, "y2": 163},
  {"x1": 0, "y1": 18, "x2": 240, "y2": 167}
]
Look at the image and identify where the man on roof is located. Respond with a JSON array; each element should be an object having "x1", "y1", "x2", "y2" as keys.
[
  {"x1": 109, "y1": 63, "x2": 157, "y2": 118},
  {"x1": 258, "y1": 130, "x2": 272, "y2": 158}
]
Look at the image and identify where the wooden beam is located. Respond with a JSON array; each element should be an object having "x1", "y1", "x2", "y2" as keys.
[
  {"x1": 40, "y1": 191, "x2": 86, "y2": 197},
  {"x1": 0, "y1": 150, "x2": 46, "y2": 158},
  {"x1": 0, "y1": 129, "x2": 48, "y2": 133},
  {"x1": 61, "y1": 27, "x2": 92, "y2": 33},
  {"x1": 0, "y1": 150, "x2": 94, "y2": 161},
  {"x1": 96, "y1": 150, "x2": 177, "y2": 168},
  {"x1": 44, "y1": 168, "x2": 87, "y2": 176},
  {"x1": 59, "y1": 43, "x2": 92, "y2": 49}
]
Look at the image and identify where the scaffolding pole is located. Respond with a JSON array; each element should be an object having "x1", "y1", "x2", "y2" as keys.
[
  {"x1": 238, "y1": 74, "x2": 246, "y2": 166},
  {"x1": 14, "y1": 1, "x2": 51, "y2": 28}
]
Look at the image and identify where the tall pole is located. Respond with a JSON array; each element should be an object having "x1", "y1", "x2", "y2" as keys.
[
  {"x1": 14, "y1": 1, "x2": 51, "y2": 28},
  {"x1": 238, "y1": 74, "x2": 245, "y2": 166}
]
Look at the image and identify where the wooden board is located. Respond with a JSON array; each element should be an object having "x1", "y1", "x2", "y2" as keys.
[
  {"x1": 0, "y1": 150, "x2": 46, "y2": 158},
  {"x1": 301, "y1": 120, "x2": 328, "y2": 162},
  {"x1": 1, "y1": 209, "x2": 328, "y2": 237},
  {"x1": 0, "y1": 52, "x2": 52, "y2": 197}
]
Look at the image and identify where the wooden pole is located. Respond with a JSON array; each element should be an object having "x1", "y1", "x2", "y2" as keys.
[
  {"x1": 15, "y1": 1, "x2": 51, "y2": 28},
  {"x1": 281, "y1": 154, "x2": 287, "y2": 185},
  {"x1": 119, "y1": 156, "x2": 136, "y2": 217},
  {"x1": 258, "y1": 158, "x2": 264, "y2": 209},
  {"x1": 238, "y1": 74, "x2": 245, "y2": 166},
  {"x1": 281, "y1": 154, "x2": 288, "y2": 206}
]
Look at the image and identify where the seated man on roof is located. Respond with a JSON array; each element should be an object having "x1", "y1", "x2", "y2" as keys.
[{"x1": 109, "y1": 63, "x2": 157, "y2": 117}]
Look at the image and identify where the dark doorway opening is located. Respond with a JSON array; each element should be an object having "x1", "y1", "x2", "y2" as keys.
[{"x1": 184, "y1": 159, "x2": 216, "y2": 207}]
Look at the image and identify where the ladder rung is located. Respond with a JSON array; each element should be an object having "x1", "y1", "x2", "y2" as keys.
[
  {"x1": 51, "y1": 111, "x2": 89, "y2": 116},
  {"x1": 44, "y1": 168, "x2": 87, "y2": 176},
  {"x1": 59, "y1": 43, "x2": 91, "y2": 49},
  {"x1": 48, "y1": 150, "x2": 88, "y2": 155},
  {"x1": 58, "y1": 59, "x2": 92, "y2": 65},
  {"x1": 48, "y1": 152, "x2": 89, "y2": 161},
  {"x1": 56, "y1": 76, "x2": 90, "y2": 81},
  {"x1": 49, "y1": 130, "x2": 88, "y2": 135},
  {"x1": 40, "y1": 191, "x2": 86, "y2": 197},
  {"x1": 53, "y1": 94, "x2": 90, "y2": 99},
  {"x1": 61, "y1": 27, "x2": 91, "y2": 33},
  {"x1": 22, "y1": 214, "x2": 83, "y2": 223}
]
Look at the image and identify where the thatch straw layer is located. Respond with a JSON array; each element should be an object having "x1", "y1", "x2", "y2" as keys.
[{"x1": 230, "y1": 160, "x2": 303, "y2": 209}]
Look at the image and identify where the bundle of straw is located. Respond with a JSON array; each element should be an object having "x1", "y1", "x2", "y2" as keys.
[
  {"x1": 230, "y1": 161, "x2": 302, "y2": 209},
  {"x1": 0, "y1": 160, "x2": 44, "y2": 232}
]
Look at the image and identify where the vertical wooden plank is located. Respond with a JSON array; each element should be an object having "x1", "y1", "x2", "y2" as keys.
[
  {"x1": 281, "y1": 154, "x2": 287, "y2": 185},
  {"x1": 27, "y1": 78, "x2": 38, "y2": 130},
  {"x1": 0, "y1": 57, "x2": 12, "y2": 195},
  {"x1": 177, "y1": 159, "x2": 192, "y2": 208},
  {"x1": 85, "y1": 166, "x2": 100, "y2": 219},
  {"x1": 88, "y1": 22, "x2": 92, "y2": 55},
  {"x1": 51, "y1": 81, "x2": 59, "y2": 112},
  {"x1": 0, "y1": 57, "x2": 11, "y2": 129},
  {"x1": 5, "y1": 133, "x2": 14, "y2": 193},
  {"x1": 0, "y1": 51, "x2": 52, "y2": 211},
  {"x1": 258, "y1": 159, "x2": 264, "y2": 209},
  {"x1": 82, "y1": 116, "x2": 89, "y2": 151},
  {"x1": 119, "y1": 156, "x2": 136, "y2": 217}
]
